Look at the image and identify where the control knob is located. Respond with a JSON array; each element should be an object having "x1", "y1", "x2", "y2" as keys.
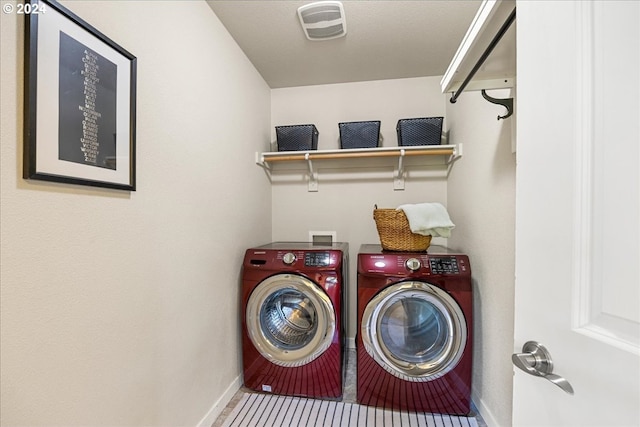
[
  {"x1": 405, "y1": 258, "x2": 421, "y2": 271},
  {"x1": 282, "y1": 252, "x2": 296, "y2": 265}
]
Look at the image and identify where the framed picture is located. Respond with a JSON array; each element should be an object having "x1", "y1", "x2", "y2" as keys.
[{"x1": 24, "y1": 0, "x2": 137, "y2": 191}]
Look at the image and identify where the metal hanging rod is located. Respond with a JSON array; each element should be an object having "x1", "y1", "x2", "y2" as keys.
[{"x1": 450, "y1": 7, "x2": 516, "y2": 104}]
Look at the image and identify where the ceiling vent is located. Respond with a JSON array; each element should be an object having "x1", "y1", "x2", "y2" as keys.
[{"x1": 297, "y1": 1, "x2": 347, "y2": 41}]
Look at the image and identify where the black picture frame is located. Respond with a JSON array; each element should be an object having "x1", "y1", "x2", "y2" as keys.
[{"x1": 24, "y1": 0, "x2": 137, "y2": 191}]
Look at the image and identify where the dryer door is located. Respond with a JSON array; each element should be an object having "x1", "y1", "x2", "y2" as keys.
[
  {"x1": 361, "y1": 281, "x2": 467, "y2": 382},
  {"x1": 246, "y1": 273, "x2": 335, "y2": 367}
]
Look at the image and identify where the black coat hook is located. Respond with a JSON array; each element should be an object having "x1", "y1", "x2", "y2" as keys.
[{"x1": 481, "y1": 89, "x2": 513, "y2": 120}]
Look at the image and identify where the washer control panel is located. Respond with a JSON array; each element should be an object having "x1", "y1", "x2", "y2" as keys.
[
  {"x1": 304, "y1": 251, "x2": 331, "y2": 267},
  {"x1": 278, "y1": 251, "x2": 333, "y2": 267},
  {"x1": 245, "y1": 243, "x2": 347, "y2": 271}
]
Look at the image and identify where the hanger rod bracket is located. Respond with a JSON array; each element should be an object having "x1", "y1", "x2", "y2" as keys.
[{"x1": 481, "y1": 89, "x2": 513, "y2": 120}]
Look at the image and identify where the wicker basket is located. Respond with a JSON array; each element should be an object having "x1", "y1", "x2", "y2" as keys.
[{"x1": 373, "y1": 207, "x2": 432, "y2": 252}]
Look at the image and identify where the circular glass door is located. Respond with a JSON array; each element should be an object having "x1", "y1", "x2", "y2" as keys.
[
  {"x1": 361, "y1": 281, "x2": 467, "y2": 382},
  {"x1": 246, "y1": 274, "x2": 335, "y2": 367}
]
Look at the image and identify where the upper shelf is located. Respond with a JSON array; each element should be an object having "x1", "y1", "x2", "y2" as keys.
[
  {"x1": 256, "y1": 144, "x2": 462, "y2": 192},
  {"x1": 440, "y1": 0, "x2": 516, "y2": 95},
  {"x1": 257, "y1": 145, "x2": 457, "y2": 163}
]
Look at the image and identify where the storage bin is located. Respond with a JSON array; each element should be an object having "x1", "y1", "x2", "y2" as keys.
[
  {"x1": 339, "y1": 120, "x2": 381, "y2": 149},
  {"x1": 396, "y1": 117, "x2": 443, "y2": 146},
  {"x1": 275, "y1": 124, "x2": 319, "y2": 151}
]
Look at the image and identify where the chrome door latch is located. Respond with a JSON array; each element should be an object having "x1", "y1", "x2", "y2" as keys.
[{"x1": 512, "y1": 341, "x2": 575, "y2": 395}]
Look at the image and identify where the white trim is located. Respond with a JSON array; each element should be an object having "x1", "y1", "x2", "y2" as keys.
[
  {"x1": 571, "y1": 0, "x2": 595, "y2": 333},
  {"x1": 445, "y1": 77, "x2": 516, "y2": 94},
  {"x1": 346, "y1": 336, "x2": 356, "y2": 349},
  {"x1": 471, "y1": 389, "x2": 499, "y2": 427},
  {"x1": 577, "y1": 324, "x2": 640, "y2": 356},
  {"x1": 196, "y1": 374, "x2": 242, "y2": 427}
]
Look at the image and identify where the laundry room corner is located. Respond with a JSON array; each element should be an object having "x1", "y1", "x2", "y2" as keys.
[{"x1": 446, "y1": 88, "x2": 517, "y2": 427}]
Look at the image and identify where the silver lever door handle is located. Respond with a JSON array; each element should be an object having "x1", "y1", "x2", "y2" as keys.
[{"x1": 512, "y1": 341, "x2": 574, "y2": 395}]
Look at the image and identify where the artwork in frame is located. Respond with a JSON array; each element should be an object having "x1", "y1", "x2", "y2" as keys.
[{"x1": 23, "y1": 0, "x2": 137, "y2": 191}]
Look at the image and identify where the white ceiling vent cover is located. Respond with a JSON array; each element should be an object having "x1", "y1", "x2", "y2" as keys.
[{"x1": 297, "y1": 1, "x2": 347, "y2": 41}]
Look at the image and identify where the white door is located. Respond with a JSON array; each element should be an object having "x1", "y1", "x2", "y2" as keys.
[{"x1": 514, "y1": 1, "x2": 639, "y2": 426}]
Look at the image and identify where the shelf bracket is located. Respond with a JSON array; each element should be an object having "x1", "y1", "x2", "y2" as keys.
[
  {"x1": 450, "y1": 143, "x2": 463, "y2": 163},
  {"x1": 305, "y1": 153, "x2": 318, "y2": 192},
  {"x1": 481, "y1": 89, "x2": 513, "y2": 120},
  {"x1": 394, "y1": 149, "x2": 406, "y2": 191},
  {"x1": 255, "y1": 151, "x2": 272, "y2": 180},
  {"x1": 445, "y1": 144, "x2": 464, "y2": 177}
]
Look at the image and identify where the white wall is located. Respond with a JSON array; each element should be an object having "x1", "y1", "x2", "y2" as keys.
[
  {"x1": 271, "y1": 77, "x2": 451, "y2": 341},
  {"x1": 0, "y1": 2, "x2": 271, "y2": 426},
  {"x1": 446, "y1": 88, "x2": 516, "y2": 427},
  {"x1": 272, "y1": 77, "x2": 447, "y2": 152}
]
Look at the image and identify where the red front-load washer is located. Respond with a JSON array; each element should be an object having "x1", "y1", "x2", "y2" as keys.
[
  {"x1": 357, "y1": 244, "x2": 473, "y2": 415},
  {"x1": 241, "y1": 242, "x2": 349, "y2": 399}
]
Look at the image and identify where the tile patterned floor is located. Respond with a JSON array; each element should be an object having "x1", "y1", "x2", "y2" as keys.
[
  {"x1": 220, "y1": 393, "x2": 479, "y2": 427},
  {"x1": 212, "y1": 350, "x2": 487, "y2": 427}
]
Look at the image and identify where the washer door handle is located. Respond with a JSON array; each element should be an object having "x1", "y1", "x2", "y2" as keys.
[{"x1": 512, "y1": 341, "x2": 574, "y2": 395}]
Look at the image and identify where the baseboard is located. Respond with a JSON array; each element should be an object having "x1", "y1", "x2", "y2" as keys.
[
  {"x1": 197, "y1": 374, "x2": 242, "y2": 427},
  {"x1": 471, "y1": 389, "x2": 499, "y2": 427},
  {"x1": 199, "y1": 336, "x2": 354, "y2": 426},
  {"x1": 347, "y1": 336, "x2": 355, "y2": 349}
]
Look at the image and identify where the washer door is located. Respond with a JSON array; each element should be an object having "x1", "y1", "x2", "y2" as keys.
[
  {"x1": 246, "y1": 274, "x2": 335, "y2": 367},
  {"x1": 361, "y1": 281, "x2": 467, "y2": 382}
]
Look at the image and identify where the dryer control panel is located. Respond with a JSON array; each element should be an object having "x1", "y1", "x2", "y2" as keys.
[
  {"x1": 429, "y1": 257, "x2": 460, "y2": 274},
  {"x1": 357, "y1": 244, "x2": 470, "y2": 277}
]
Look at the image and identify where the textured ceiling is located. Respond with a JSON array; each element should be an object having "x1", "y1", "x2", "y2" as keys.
[{"x1": 206, "y1": 0, "x2": 486, "y2": 88}]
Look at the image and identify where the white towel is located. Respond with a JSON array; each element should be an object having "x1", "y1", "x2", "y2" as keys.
[{"x1": 397, "y1": 202, "x2": 455, "y2": 237}]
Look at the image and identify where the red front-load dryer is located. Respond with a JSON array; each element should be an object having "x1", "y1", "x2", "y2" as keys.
[
  {"x1": 357, "y1": 244, "x2": 473, "y2": 415},
  {"x1": 241, "y1": 242, "x2": 348, "y2": 399}
]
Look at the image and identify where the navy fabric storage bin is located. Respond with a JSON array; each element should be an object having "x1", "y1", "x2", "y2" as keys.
[
  {"x1": 275, "y1": 124, "x2": 319, "y2": 151},
  {"x1": 339, "y1": 121, "x2": 381, "y2": 149},
  {"x1": 396, "y1": 117, "x2": 443, "y2": 146}
]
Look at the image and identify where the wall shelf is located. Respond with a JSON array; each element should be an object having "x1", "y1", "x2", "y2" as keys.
[{"x1": 255, "y1": 144, "x2": 462, "y2": 192}]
